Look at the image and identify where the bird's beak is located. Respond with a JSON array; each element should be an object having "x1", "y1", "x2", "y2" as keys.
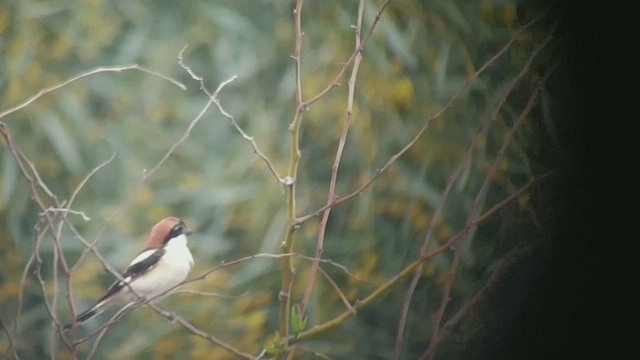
[{"x1": 184, "y1": 227, "x2": 193, "y2": 236}]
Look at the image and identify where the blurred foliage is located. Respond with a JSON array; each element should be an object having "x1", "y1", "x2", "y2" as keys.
[{"x1": 0, "y1": 0, "x2": 555, "y2": 359}]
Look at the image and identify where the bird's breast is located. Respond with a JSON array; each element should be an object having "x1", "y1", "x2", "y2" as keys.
[{"x1": 129, "y1": 236, "x2": 193, "y2": 299}]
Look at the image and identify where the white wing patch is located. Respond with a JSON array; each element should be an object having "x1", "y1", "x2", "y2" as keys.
[{"x1": 129, "y1": 249, "x2": 158, "y2": 267}]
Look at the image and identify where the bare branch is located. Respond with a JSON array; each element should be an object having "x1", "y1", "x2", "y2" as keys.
[{"x1": 40, "y1": 208, "x2": 91, "y2": 221}]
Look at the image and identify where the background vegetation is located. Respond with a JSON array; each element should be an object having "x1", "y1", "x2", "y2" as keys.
[{"x1": 0, "y1": 0, "x2": 560, "y2": 359}]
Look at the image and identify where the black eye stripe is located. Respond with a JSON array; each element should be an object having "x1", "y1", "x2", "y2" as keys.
[{"x1": 163, "y1": 222, "x2": 189, "y2": 244}]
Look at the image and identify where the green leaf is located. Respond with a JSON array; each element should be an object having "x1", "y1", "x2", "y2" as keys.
[{"x1": 291, "y1": 304, "x2": 308, "y2": 336}]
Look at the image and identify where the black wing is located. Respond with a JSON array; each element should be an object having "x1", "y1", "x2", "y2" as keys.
[{"x1": 97, "y1": 248, "x2": 166, "y2": 302}]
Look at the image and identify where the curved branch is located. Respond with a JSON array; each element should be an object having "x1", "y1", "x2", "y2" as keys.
[{"x1": 0, "y1": 64, "x2": 185, "y2": 121}]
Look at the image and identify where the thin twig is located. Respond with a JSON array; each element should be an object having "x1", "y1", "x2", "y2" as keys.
[
  {"x1": 40, "y1": 208, "x2": 92, "y2": 221},
  {"x1": 178, "y1": 45, "x2": 212, "y2": 96},
  {"x1": 296, "y1": 254, "x2": 364, "y2": 282},
  {"x1": 318, "y1": 267, "x2": 356, "y2": 315},
  {"x1": 25, "y1": 158, "x2": 56, "y2": 199}
]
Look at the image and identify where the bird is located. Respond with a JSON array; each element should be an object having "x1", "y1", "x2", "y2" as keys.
[{"x1": 64, "y1": 216, "x2": 194, "y2": 330}]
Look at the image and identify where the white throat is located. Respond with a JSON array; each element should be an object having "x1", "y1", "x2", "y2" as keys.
[{"x1": 165, "y1": 234, "x2": 194, "y2": 266}]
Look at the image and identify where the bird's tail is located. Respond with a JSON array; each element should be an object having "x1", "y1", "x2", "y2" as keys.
[{"x1": 63, "y1": 301, "x2": 108, "y2": 331}]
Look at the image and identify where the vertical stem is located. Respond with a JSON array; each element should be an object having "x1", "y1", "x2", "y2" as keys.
[
  {"x1": 299, "y1": 0, "x2": 365, "y2": 314},
  {"x1": 279, "y1": 109, "x2": 302, "y2": 338},
  {"x1": 278, "y1": 0, "x2": 305, "y2": 345}
]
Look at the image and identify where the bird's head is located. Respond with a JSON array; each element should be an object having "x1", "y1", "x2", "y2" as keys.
[{"x1": 146, "y1": 216, "x2": 193, "y2": 249}]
